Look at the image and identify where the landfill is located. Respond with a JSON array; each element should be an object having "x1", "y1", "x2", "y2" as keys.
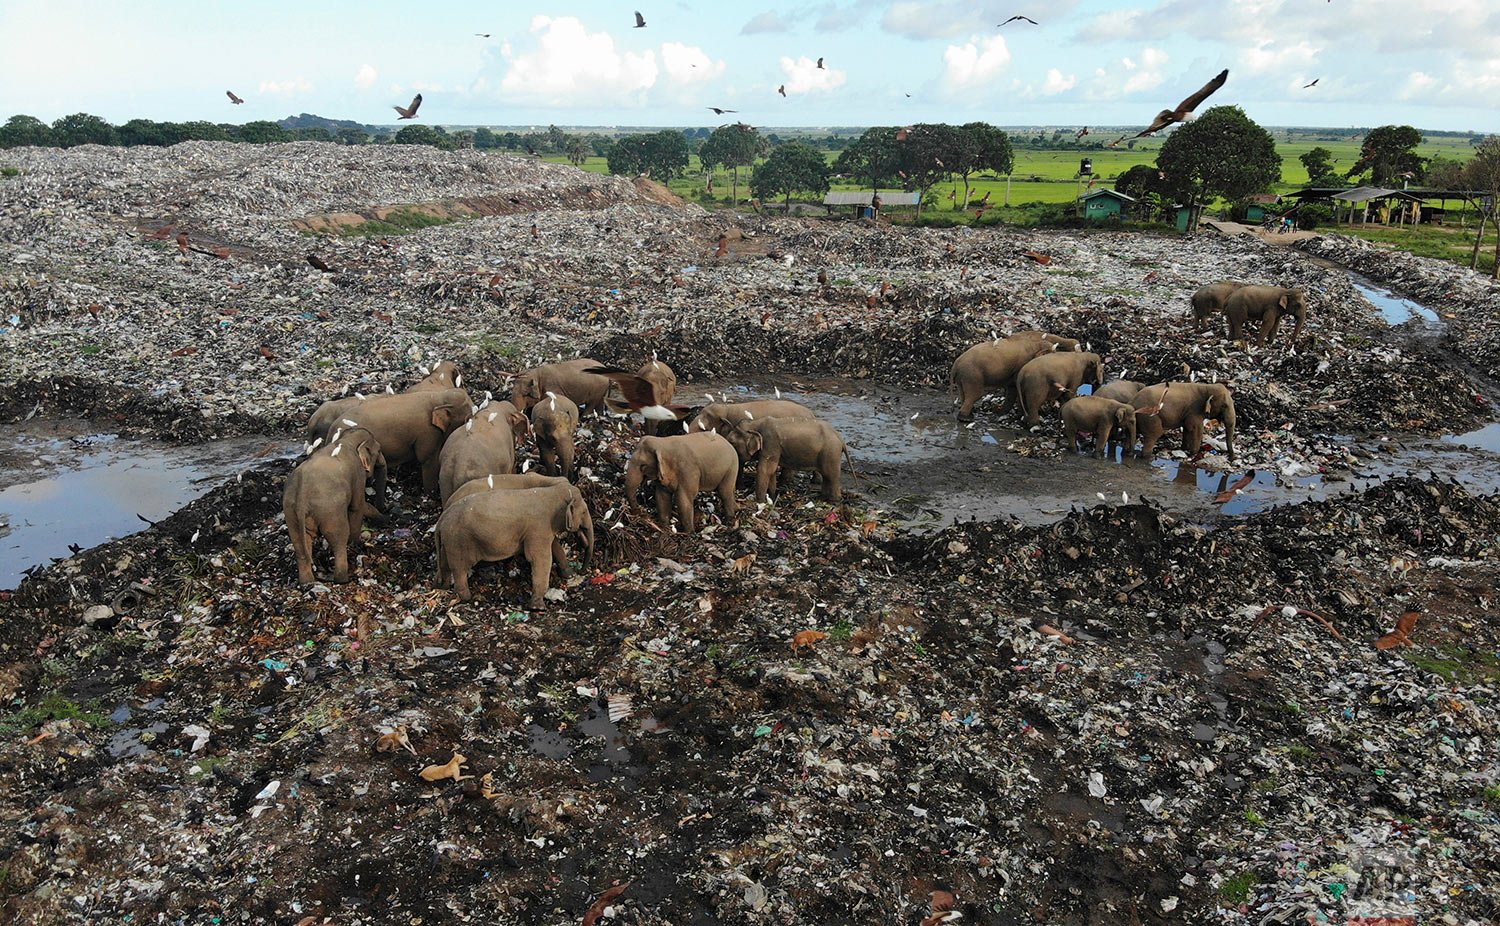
[{"x1": 1, "y1": 142, "x2": 1497, "y2": 924}]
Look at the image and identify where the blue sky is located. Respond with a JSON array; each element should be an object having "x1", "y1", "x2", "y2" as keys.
[{"x1": 2, "y1": 0, "x2": 1497, "y2": 132}]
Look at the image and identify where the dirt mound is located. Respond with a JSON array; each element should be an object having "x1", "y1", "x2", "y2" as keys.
[{"x1": 632, "y1": 175, "x2": 688, "y2": 208}]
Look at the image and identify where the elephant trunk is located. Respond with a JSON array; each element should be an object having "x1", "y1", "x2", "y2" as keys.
[
  {"x1": 1220, "y1": 399, "x2": 1237, "y2": 460},
  {"x1": 579, "y1": 508, "x2": 595, "y2": 566},
  {"x1": 624, "y1": 460, "x2": 644, "y2": 509}
]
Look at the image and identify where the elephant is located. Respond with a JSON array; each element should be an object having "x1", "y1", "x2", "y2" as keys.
[
  {"x1": 305, "y1": 395, "x2": 368, "y2": 444},
  {"x1": 1224, "y1": 285, "x2": 1308, "y2": 345},
  {"x1": 328, "y1": 387, "x2": 474, "y2": 507},
  {"x1": 723, "y1": 417, "x2": 847, "y2": 502},
  {"x1": 437, "y1": 401, "x2": 529, "y2": 506},
  {"x1": 1060, "y1": 396, "x2": 1138, "y2": 459},
  {"x1": 510, "y1": 359, "x2": 611, "y2": 414},
  {"x1": 624, "y1": 431, "x2": 739, "y2": 532},
  {"x1": 529, "y1": 391, "x2": 581, "y2": 478},
  {"x1": 282, "y1": 427, "x2": 383, "y2": 585},
  {"x1": 620, "y1": 357, "x2": 678, "y2": 435},
  {"x1": 1132, "y1": 381, "x2": 1237, "y2": 461},
  {"x1": 447, "y1": 473, "x2": 594, "y2": 570},
  {"x1": 1189, "y1": 281, "x2": 1248, "y2": 332},
  {"x1": 951, "y1": 331, "x2": 1080, "y2": 421},
  {"x1": 1093, "y1": 380, "x2": 1146, "y2": 404},
  {"x1": 406, "y1": 360, "x2": 462, "y2": 392},
  {"x1": 1015, "y1": 351, "x2": 1105, "y2": 427},
  {"x1": 692, "y1": 399, "x2": 815, "y2": 440},
  {"x1": 435, "y1": 483, "x2": 586, "y2": 606}
]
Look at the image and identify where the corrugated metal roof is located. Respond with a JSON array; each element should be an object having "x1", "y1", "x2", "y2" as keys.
[
  {"x1": 1332, "y1": 186, "x2": 1421, "y2": 203},
  {"x1": 1080, "y1": 188, "x2": 1136, "y2": 203},
  {"x1": 822, "y1": 191, "x2": 921, "y2": 206}
]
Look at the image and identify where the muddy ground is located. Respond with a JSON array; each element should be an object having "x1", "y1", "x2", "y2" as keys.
[{"x1": 1, "y1": 143, "x2": 1499, "y2": 925}]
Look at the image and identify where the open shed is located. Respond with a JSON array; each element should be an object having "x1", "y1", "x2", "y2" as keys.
[
  {"x1": 1329, "y1": 186, "x2": 1424, "y2": 226},
  {"x1": 822, "y1": 191, "x2": 921, "y2": 218}
]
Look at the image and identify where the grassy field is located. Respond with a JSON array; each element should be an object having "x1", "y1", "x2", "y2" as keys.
[{"x1": 1336, "y1": 222, "x2": 1496, "y2": 275}]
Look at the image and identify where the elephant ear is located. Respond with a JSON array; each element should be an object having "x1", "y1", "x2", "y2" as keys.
[
  {"x1": 1277, "y1": 294, "x2": 1289, "y2": 310},
  {"x1": 655, "y1": 443, "x2": 681, "y2": 486},
  {"x1": 356, "y1": 439, "x2": 377, "y2": 474},
  {"x1": 431, "y1": 405, "x2": 454, "y2": 430},
  {"x1": 565, "y1": 492, "x2": 584, "y2": 532},
  {"x1": 508, "y1": 411, "x2": 529, "y2": 436}
]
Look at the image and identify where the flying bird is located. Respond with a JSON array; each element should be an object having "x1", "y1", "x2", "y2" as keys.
[
  {"x1": 393, "y1": 93, "x2": 423, "y2": 119},
  {"x1": 1106, "y1": 135, "x2": 1128, "y2": 148},
  {"x1": 708, "y1": 107, "x2": 737, "y2": 115},
  {"x1": 475, "y1": 32, "x2": 491, "y2": 38},
  {"x1": 1303, "y1": 78, "x2": 1320, "y2": 88},
  {"x1": 999, "y1": 15, "x2": 1038, "y2": 26},
  {"x1": 633, "y1": 10, "x2": 646, "y2": 28},
  {"x1": 226, "y1": 90, "x2": 244, "y2": 105},
  {"x1": 817, "y1": 57, "x2": 825, "y2": 69},
  {"x1": 583, "y1": 366, "x2": 691, "y2": 421},
  {"x1": 1135, "y1": 68, "x2": 1228, "y2": 137},
  {"x1": 1075, "y1": 126, "x2": 1089, "y2": 138},
  {"x1": 777, "y1": 84, "x2": 787, "y2": 97}
]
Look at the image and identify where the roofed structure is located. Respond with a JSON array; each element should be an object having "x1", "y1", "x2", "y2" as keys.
[{"x1": 822, "y1": 191, "x2": 921, "y2": 207}]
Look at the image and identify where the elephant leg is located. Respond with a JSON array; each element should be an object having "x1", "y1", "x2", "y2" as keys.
[
  {"x1": 551, "y1": 537, "x2": 572, "y2": 578},
  {"x1": 718, "y1": 473, "x2": 738, "y2": 523},
  {"x1": 525, "y1": 540, "x2": 553, "y2": 610},
  {"x1": 453, "y1": 558, "x2": 473, "y2": 602},
  {"x1": 1185, "y1": 416, "x2": 1206, "y2": 458},
  {"x1": 290, "y1": 519, "x2": 316, "y2": 586},
  {"x1": 820, "y1": 458, "x2": 841, "y2": 501},
  {"x1": 327, "y1": 517, "x2": 351, "y2": 584},
  {"x1": 372, "y1": 461, "x2": 389, "y2": 510},
  {"x1": 435, "y1": 535, "x2": 450, "y2": 586},
  {"x1": 420, "y1": 455, "x2": 441, "y2": 496},
  {"x1": 1062, "y1": 423, "x2": 1078, "y2": 453},
  {"x1": 1261, "y1": 311, "x2": 1282, "y2": 345},
  {"x1": 755, "y1": 458, "x2": 775, "y2": 502},
  {"x1": 1095, "y1": 421, "x2": 1113, "y2": 459},
  {"x1": 654, "y1": 485, "x2": 673, "y2": 528},
  {"x1": 677, "y1": 486, "x2": 697, "y2": 533},
  {"x1": 1137, "y1": 418, "x2": 1163, "y2": 458}
]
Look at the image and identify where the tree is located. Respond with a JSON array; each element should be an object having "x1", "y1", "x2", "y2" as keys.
[
  {"x1": 473, "y1": 127, "x2": 497, "y2": 149},
  {"x1": 237, "y1": 121, "x2": 292, "y2": 143},
  {"x1": 833, "y1": 127, "x2": 900, "y2": 194},
  {"x1": 0, "y1": 115, "x2": 56, "y2": 148},
  {"x1": 393, "y1": 124, "x2": 457, "y2": 150},
  {"x1": 1346, "y1": 125, "x2": 1424, "y2": 185},
  {"x1": 749, "y1": 142, "x2": 831, "y2": 208},
  {"x1": 952, "y1": 122, "x2": 1014, "y2": 210},
  {"x1": 336, "y1": 127, "x2": 369, "y2": 146},
  {"x1": 294, "y1": 126, "x2": 334, "y2": 142},
  {"x1": 606, "y1": 130, "x2": 690, "y2": 181},
  {"x1": 1461, "y1": 136, "x2": 1500, "y2": 276},
  {"x1": 1115, "y1": 164, "x2": 1170, "y2": 218},
  {"x1": 1299, "y1": 146, "x2": 1336, "y2": 183},
  {"x1": 50, "y1": 112, "x2": 118, "y2": 147},
  {"x1": 893, "y1": 124, "x2": 964, "y2": 219},
  {"x1": 566, "y1": 135, "x2": 591, "y2": 167},
  {"x1": 118, "y1": 119, "x2": 186, "y2": 147},
  {"x1": 698, "y1": 123, "x2": 767, "y2": 204},
  {"x1": 180, "y1": 121, "x2": 230, "y2": 142},
  {"x1": 1156, "y1": 106, "x2": 1280, "y2": 232}
]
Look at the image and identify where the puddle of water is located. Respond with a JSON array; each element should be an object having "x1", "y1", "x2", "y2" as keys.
[
  {"x1": 1349, "y1": 275, "x2": 1440, "y2": 325},
  {"x1": 705, "y1": 379, "x2": 1500, "y2": 530},
  {"x1": 527, "y1": 723, "x2": 574, "y2": 760},
  {"x1": 1443, "y1": 422, "x2": 1500, "y2": 454},
  {"x1": 106, "y1": 721, "x2": 169, "y2": 759},
  {"x1": 0, "y1": 423, "x2": 291, "y2": 588}
]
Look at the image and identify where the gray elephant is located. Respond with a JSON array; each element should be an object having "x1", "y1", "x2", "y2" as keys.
[
  {"x1": 625, "y1": 431, "x2": 739, "y2": 532},
  {"x1": 1015, "y1": 351, "x2": 1105, "y2": 427},
  {"x1": 951, "y1": 331, "x2": 1080, "y2": 421},
  {"x1": 1224, "y1": 285, "x2": 1308, "y2": 344},
  {"x1": 1132, "y1": 381, "x2": 1237, "y2": 461},
  {"x1": 529, "y1": 392, "x2": 580, "y2": 478},
  {"x1": 692, "y1": 399, "x2": 815, "y2": 438},
  {"x1": 435, "y1": 483, "x2": 586, "y2": 606},
  {"x1": 282, "y1": 427, "x2": 384, "y2": 585},
  {"x1": 510, "y1": 359, "x2": 611, "y2": 414},
  {"x1": 1189, "y1": 281, "x2": 1248, "y2": 332},
  {"x1": 1060, "y1": 396, "x2": 1137, "y2": 459},
  {"x1": 723, "y1": 416, "x2": 847, "y2": 502},
  {"x1": 322, "y1": 387, "x2": 474, "y2": 507},
  {"x1": 1093, "y1": 380, "x2": 1146, "y2": 404},
  {"x1": 406, "y1": 360, "x2": 462, "y2": 392},
  {"x1": 447, "y1": 473, "x2": 594, "y2": 570},
  {"x1": 437, "y1": 401, "x2": 529, "y2": 506}
]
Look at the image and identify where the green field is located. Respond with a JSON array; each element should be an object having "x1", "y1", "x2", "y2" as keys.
[{"x1": 545, "y1": 133, "x2": 1482, "y2": 217}]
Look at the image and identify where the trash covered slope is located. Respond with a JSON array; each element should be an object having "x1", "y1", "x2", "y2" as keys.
[
  {"x1": 2, "y1": 143, "x2": 1494, "y2": 448},
  {"x1": 0, "y1": 462, "x2": 1496, "y2": 925}
]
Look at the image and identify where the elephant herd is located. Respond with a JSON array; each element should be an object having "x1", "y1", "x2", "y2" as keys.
[
  {"x1": 283, "y1": 358, "x2": 849, "y2": 608},
  {"x1": 281, "y1": 279, "x2": 1301, "y2": 606}
]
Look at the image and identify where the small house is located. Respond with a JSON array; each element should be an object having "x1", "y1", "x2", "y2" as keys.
[
  {"x1": 1244, "y1": 193, "x2": 1281, "y2": 223},
  {"x1": 1079, "y1": 188, "x2": 1135, "y2": 221}
]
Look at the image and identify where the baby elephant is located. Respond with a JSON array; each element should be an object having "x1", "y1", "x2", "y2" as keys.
[
  {"x1": 529, "y1": 392, "x2": 580, "y2": 479},
  {"x1": 435, "y1": 482, "x2": 586, "y2": 607},
  {"x1": 625, "y1": 431, "x2": 739, "y2": 532},
  {"x1": 1015, "y1": 351, "x2": 1105, "y2": 427},
  {"x1": 725, "y1": 417, "x2": 847, "y2": 502},
  {"x1": 447, "y1": 473, "x2": 595, "y2": 569},
  {"x1": 1060, "y1": 396, "x2": 1137, "y2": 459},
  {"x1": 282, "y1": 427, "x2": 384, "y2": 585}
]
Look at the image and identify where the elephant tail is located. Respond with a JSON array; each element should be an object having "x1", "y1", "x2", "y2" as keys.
[{"x1": 841, "y1": 443, "x2": 860, "y2": 478}]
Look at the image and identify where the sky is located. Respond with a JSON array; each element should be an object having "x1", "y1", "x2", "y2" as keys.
[{"x1": 2, "y1": 0, "x2": 1497, "y2": 133}]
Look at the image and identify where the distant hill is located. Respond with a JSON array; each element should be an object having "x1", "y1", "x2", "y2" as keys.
[{"x1": 278, "y1": 113, "x2": 371, "y2": 133}]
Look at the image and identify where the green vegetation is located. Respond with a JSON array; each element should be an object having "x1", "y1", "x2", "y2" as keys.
[
  {"x1": 828, "y1": 618, "x2": 855, "y2": 642},
  {"x1": 336, "y1": 207, "x2": 459, "y2": 237},
  {"x1": 1337, "y1": 223, "x2": 1495, "y2": 275},
  {"x1": 0, "y1": 167, "x2": 18, "y2": 178},
  {"x1": 750, "y1": 141, "x2": 831, "y2": 207},
  {"x1": 0, "y1": 691, "x2": 112, "y2": 735},
  {"x1": 606, "y1": 129, "x2": 690, "y2": 181},
  {"x1": 1220, "y1": 871, "x2": 1260, "y2": 904},
  {"x1": 1403, "y1": 643, "x2": 1500, "y2": 684},
  {"x1": 1347, "y1": 124, "x2": 1425, "y2": 184},
  {"x1": 1482, "y1": 785, "x2": 1500, "y2": 805},
  {"x1": 1159, "y1": 107, "x2": 1281, "y2": 231}
]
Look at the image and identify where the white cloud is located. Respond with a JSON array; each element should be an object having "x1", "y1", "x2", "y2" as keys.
[
  {"x1": 499, "y1": 16, "x2": 659, "y2": 106},
  {"x1": 942, "y1": 35, "x2": 1012, "y2": 90},
  {"x1": 355, "y1": 64, "x2": 378, "y2": 89},
  {"x1": 741, "y1": 11, "x2": 789, "y2": 34},
  {"x1": 258, "y1": 77, "x2": 312, "y2": 96},
  {"x1": 1041, "y1": 68, "x2": 1077, "y2": 95},
  {"x1": 1242, "y1": 40, "x2": 1320, "y2": 76},
  {"x1": 1122, "y1": 48, "x2": 1168, "y2": 95},
  {"x1": 778, "y1": 55, "x2": 847, "y2": 94},
  {"x1": 662, "y1": 42, "x2": 725, "y2": 84},
  {"x1": 1083, "y1": 47, "x2": 1169, "y2": 101}
]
